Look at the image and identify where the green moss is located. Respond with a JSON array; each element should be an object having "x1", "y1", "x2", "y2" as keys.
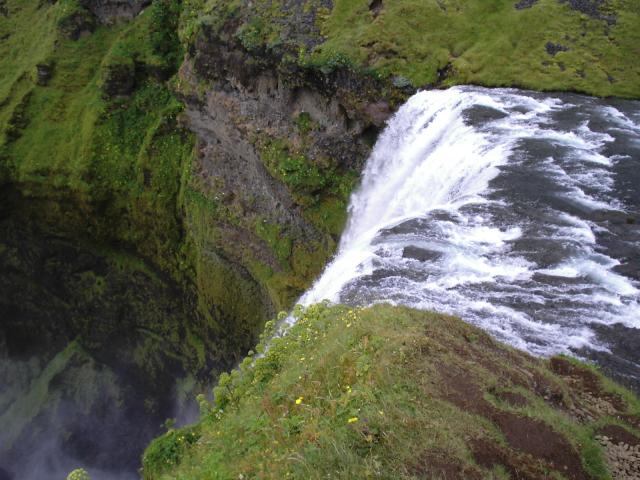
[
  {"x1": 0, "y1": 0, "x2": 274, "y2": 395},
  {"x1": 304, "y1": 196, "x2": 350, "y2": 237},
  {"x1": 258, "y1": 137, "x2": 357, "y2": 236},
  {"x1": 260, "y1": 139, "x2": 329, "y2": 198},
  {"x1": 255, "y1": 220, "x2": 292, "y2": 267}
]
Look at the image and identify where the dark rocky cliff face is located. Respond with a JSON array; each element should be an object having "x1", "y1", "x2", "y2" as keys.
[
  {"x1": 173, "y1": 20, "x2": 404, "y2": 311},
  {"x1": 81, "y1": 0, "x2": 151, "y2": 24}
]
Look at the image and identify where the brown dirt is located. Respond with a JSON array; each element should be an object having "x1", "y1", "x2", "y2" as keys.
[
  {"x1": 597, "y1": 425, "x2": 640, "y2": 448},
  {"x1": 531, "y1": 370, "x2": 568, "y2": 408},
  {"x1": 410, "y1": 317, "x2": 640, "y2": 480},
  {"x1": 411, "y1": 453, "x2": 483, "y2": 480},
  {"x1": 439, "y1": 364, "x2": 588, "y2": 480},
  {"x1": 495, "y1": 390, "x2": 530, "y2": 407},
  {"x1": 436, "y1": 332, "x2": 533, "y2": 393},
  {"x1": 620, "y1": 414, "x2": 640, "y2": 430},
  {"x1": 469, "y1": 437, "x2": 553, "y2": 480},
  {"x1": 492, "y1": 412, "x2": 588, "y2": 479}
]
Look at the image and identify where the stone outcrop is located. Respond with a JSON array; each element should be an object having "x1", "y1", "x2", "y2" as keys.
[
  {"x1": 35, "y1": 62, "x2": 54, "y2": 86},
  {"x1": 80, "y1": 0, "x2": 150, "y2": 24}
]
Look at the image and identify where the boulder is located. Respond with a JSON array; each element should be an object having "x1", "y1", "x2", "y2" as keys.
[
  {"x1": 101, "y1": 62, "x2": 135, "y2": 98},
  {"x1": 35, "y1": 62, "x2": 54, "y2": 86}
]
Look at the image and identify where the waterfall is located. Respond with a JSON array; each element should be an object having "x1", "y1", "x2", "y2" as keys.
[{"x1": 295, "y1": 86, "x2": 640, "y2": 367}]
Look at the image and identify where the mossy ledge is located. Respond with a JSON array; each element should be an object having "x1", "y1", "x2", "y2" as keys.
[{"x1": 143, "y1": 304, "x2": 640, "y2": 479}]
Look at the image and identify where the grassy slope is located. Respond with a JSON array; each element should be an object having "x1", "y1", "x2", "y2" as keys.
[
  {"x1": 317, "y1": 0, "x2": 640, "y2": 97},
  {"x1": 143, "y1": 304, "x2": 640, "y2": 479},
  {"x1": 0, "y1": 0, "x2": 189, "y2": 264},
  {"x1": 188, "y1": 0, "x2": 640, "y2": 98}
]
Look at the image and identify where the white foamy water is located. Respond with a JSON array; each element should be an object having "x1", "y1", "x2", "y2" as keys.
[{"x1": 296, "y1": 86, "x2": 640, "y2": 365}]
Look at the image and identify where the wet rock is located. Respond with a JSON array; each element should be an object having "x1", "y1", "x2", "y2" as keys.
[
  {"x1": 402, "y1": 246, "x2": 441, "y2": 263},
  {"x1": 369, "y1": 0, "x2": 383, "y2": 17},
  {"x1": 559, "y1": 0, "x2": 617, "y2": 24},
  {"x1": 515, "y1": 0, "x2": 539, "y2": 9},
  {"x1": 35, "y1": 62, "x2": 54, "y2": 86},
  {"x1": 464, "y1": 105, "x2": 508, "y2": 125},
  {"x1": 578, "y1": 323, "x2": 640, "y2": 393},
  {"x1": 57, "y1": 8, "x2": 96, "y2": 40},
  {"x1": 364, "y1": 101, "x2": 392, "y2": 127},
  {"x1": 180, "y1": 20, "x2": 394, "y2": 277},
  {"x1": 436, "y1": 62, "x2": 454, "y2": 85}
]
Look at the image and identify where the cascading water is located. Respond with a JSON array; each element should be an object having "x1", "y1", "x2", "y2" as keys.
[{"x1": 298, "y1": 86, "x2": 640, "y2": 384}]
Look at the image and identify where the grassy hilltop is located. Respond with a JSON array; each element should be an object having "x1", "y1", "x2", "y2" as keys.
[{"x1": 144, "y1": 304, "x2": 640, "y2": 479}]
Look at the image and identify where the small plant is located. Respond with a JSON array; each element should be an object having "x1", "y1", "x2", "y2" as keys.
[
  {"x1": 66, "y1": 469, "x2": 91, "y2": 480},
  {"x1": 260, "y1": 139, "x2": 330, "y2": 196},
  {"x1": 301, "y1": 50, "x2": 355, "y2": 75},
  {"x1": 143, "y1": 426, "x2": 201, "y2": 477},
  {"x1": 295, "y1": 111, "x2": 314, "y2": 135},
  {"x1": 236, "y1": 18, "x2": 267, "y2": 52}
]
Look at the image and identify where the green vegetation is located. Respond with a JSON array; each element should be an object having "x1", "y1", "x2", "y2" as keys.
[
  {"x1": 143, "y1": 304, "x2": 640, "y2": 479},
  {"x1": 184, "y1": 0, "x2": 640, "y2": 98},
  {"x1": 66, "y1": 469, "x2": 91, "y2": 480},
  {"x1": 3, "y1": 0, "x2": 640, "y2": 477},
  {"x1": 316, "y1": 0, "x2": 640, "y2": 96},
  {"x1": 0, "y1": 0, "x2": 190, "y2": 270},
  {"x1": 0, "y1": 0, "x2": 282, "y2": 368},
  {"x1": 259, "y1": 138, "x2": 355, "y2": 209}
]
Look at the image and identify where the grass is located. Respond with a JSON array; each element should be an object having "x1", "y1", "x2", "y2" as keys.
[
  {"x1": 315, "y1": 0, "x2": 640, "y2": 96},
  {"x1": 143, "y1": 304, "x2": 640, "y2": 479}
]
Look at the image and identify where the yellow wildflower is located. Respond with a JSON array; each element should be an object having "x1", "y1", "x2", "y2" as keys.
[
  {"x1": 295, "y1": 396, "x2": 303, "y2": 405},
  {"x1": 347, "y1": 417, "x2": 358, "y2": 424}
]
